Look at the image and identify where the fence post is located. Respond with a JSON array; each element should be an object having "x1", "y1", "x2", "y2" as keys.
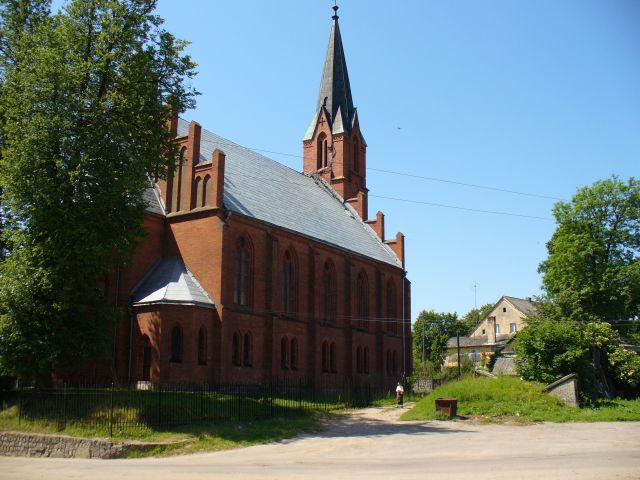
[
  {"x1": 109, "y1": 383, "x2": 114, "y2": 437},
  {"x1": 157, "y1": 384, "x2": 162, "y2": 428},
  {"x1": 62, "y1": 383, "x2": 67, "y2": 431},
  {"x1": 18, "y1": 388, "x2": 22, "y2": 425}
]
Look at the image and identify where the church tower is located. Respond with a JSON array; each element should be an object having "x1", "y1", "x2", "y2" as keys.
[{"x1": 303, "y1": 4, "x2": 368, "y2": 220}]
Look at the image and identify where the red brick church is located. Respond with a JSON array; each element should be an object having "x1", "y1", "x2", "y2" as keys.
[{"x1": 110, "y1": 5, "x2": 411, "y2": 389}]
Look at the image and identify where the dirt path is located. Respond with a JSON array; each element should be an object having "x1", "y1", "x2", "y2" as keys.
[{"x1": 2, "y1": 406, "x2": 640, "y2": 480}]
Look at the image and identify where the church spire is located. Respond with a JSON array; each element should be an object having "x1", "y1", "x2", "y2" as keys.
[
  {"x1": 315, "y1": 3, "x2": 355, "y2": 134},
  {"x1": 302, "y1": 3, "x2": 368, "y2": 220}
]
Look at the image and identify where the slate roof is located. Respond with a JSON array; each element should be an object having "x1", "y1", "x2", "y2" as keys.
[
  {"x1": 176, "y1": 119, "x2": 401, "y2": 268},
  {"x1": 492, "y1": 357, "x2": 517, "y2": 375},
  {"x1": 314, "y1": 7, "x2": 354, "y2": 134},
  {"x1": 143, "y1": 184, "x2": 165, "y2": 216},
  {"x1": 504, "y1": 296, "x2": 537, "y2": 316},
  {"x1": 131, "y1": 257, "x2": 215, "y2": 309}
]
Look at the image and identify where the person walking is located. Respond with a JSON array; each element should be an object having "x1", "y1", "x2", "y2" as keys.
[{"x1": 396, "y1": 382, "x2": 404, "y2": 407}]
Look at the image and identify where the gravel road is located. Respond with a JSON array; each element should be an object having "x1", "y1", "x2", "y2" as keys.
[{"x1": 1, "y1": 406, "x2": 639, "y2": 480}]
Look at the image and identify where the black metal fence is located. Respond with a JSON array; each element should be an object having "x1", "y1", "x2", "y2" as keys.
[{"x1": 0, "y1": 378, "x2": 410, "y2": 436}]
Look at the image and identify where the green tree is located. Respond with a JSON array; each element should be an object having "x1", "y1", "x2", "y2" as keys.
[
  {"x1": 459, "y1": 303, "x2": 493, "y2": 335},
  {"x1": 539, "y1": 176, "x2": 640, "y2": 326},
  {"x1": 515, "y1": 314, "x2": 640, "y2": 393},
  {"x1": 412, "y1": 310, "x2": 459, "y2": 369},
  {"x1": 0, "y1": 0, "x2": 197, "y2": 380}
]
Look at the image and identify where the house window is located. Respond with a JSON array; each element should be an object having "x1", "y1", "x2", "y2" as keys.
[
  {"x1": 503, "y1": 307, "x2": 507, "y2": 313},
  {"x1": 495, "y1": 324, "x2": 501, "y2": 334},
  {"x1": 232, "y1": 332, "x2": 241, "y2": 366},
  {"x1": 386, "y1": 280, "x2": 397, "y2": 335},
  {"x1": 290, "y1": 338, "x2": 298, "y2": 370},
  {"x1": 482, "y1": 329, "x2": 485, "y2": 335},
  {"x1": 170, "y1": 325, "x2": 182, "y2": 363},
  {"x1": 281, "y1": 336, "x2": 289, "y2": 370},
  {"x1": 234, "y1": 237, "x2": 251, "y2": 306},
  {"x1": 197, "y1": 326, "x2": 207, "y2": 365},
  {"x1": 323, "y1": 261, "x2": 336, "y2": 324},
  {"x1": 357, "y1": 271, "x2": 369, "y2": 330},
  {"x1": 510, "y1": 323, "x2": 517, "y2": 333},
  {"x1": 281, "y1": 250, "x2": 296, "y2": 315},
  {"x1": 470, "y1": 349, "x2": 481, "y2": 363},
  {"x1": 243, "y1": 333, "x2": 252, "y2": 367}
]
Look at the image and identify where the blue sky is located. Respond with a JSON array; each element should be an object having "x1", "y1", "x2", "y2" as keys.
[
  {"x1": 51, "y1": 1, "x2": 639, "y2": 320},
  {"x1": 151, "y1": 0, "x2": 639, "y2": 321}
]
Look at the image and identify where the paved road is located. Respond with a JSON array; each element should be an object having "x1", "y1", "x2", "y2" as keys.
[{"x1": 2, "y1": 407, "x2": 640, "y2": 480}]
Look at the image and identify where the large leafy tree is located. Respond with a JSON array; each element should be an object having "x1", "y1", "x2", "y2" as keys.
[
  {"x1": 0, "y1": 0, "x2": 197, "y2": 380},
  {"x1": 412, "y1": 310, "x2": 459, "y2": 368},
  {"x1": 539, "y1": 176, "x2": 640, "y2": 325}
]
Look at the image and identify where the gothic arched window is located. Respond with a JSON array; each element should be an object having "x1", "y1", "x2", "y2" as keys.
[
  {"x1": 203, "y1": 175, "x2": 211, "y2": 207},
  {"x1": 197, "y1": 326, "x2": 207, "y2": 365},
  {"x1": 322, "y1": 341, "x2": 329, "y2": 373},
  {"x1": 323, "y1": 261, "x2": 336, "y2": 324},
  {"x1": 194, "y1": 176, "x2": 202, "y2": 208},
  {"x1": 243, "y1": 332, "x2": 253, "y2": 367},
  {"x1": 281, "y1": 250, "x2": 296, "y2": 315},
  {"x1": 170, "y1": 325, "x2": 182, "y2": 363},
  {"x1": 330, "y1": 342, "x2": 337, "y2": 373},
  {"x1": 317, "y1": 133, "x2": 328, "y2": 169},
  {"x1": 386, "y1": 280, "x2": 397, "y2": 335},
  {"x1": 234, "y1": 237, "x2": 251, "y2": 306},
  {"x1": 280, "y1": 336, "x2": 289, "y2": 370},
  {"x1": 357, "y1": 271, "x2": 369, "y2": 330},
  {"x1": 290, "y1": 338, "x2": 298, "y2": 370},
  {"x1": 363, "y1": 347, "x2": 370, "y2": 374},
  {"x1": 356, "y1": 346, "x2": 362, "y2": 374}
]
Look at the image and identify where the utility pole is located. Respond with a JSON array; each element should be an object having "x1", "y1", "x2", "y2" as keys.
[
  {"x1": 456, "y1": 324, "x2": 461, "y2": 378},
  {"x1": 474, "y1": 281, "x2": 479, "y2": 324}
]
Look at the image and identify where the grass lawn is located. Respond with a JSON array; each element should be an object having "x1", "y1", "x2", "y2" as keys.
[
  {"x1": 401, "y1": 376, "x2": 640, "y2": 423},
  {"x1": 0, "y1": 405, "x2": 321, "y2": 457}
]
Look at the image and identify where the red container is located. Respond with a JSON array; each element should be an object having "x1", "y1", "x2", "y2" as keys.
[{"x1": 435, "y1": 398, "x2": 458, "y2": 417}]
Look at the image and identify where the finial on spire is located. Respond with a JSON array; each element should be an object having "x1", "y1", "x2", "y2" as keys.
[{"x1": 332, "y1": 1, "x2": 339, "y2": 20}]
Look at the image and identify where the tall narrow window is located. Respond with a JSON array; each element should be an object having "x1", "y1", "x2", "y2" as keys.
[
  {"x1": 203, "y1": 175, "x2": 211, "y2": 207},
  {"x1": 243, "y1": 333, "x2": 252, "y2": 367},
  {"x1": 317, "y1": 133, "x2": 328, "y2": 169},
  {"x1": 330, "y1": 342, "x2": 337, "y2": 373},
  {"x1": 364, "y1": 347, "x2": 370, "y2": 374},
  {"x1": 170, "y1": 325, "x2": 183, "y2": 363},
  {"x1": 234, "y1": 237, "x2": 250, "y2": 306},
  {"x1": 386, "y1": 350, "x2": 392, "y2": 376},
  {"x1": 290, "y1": 338, "x2": 298, "y2": 370},
  {"x1": 232, "y1": 332, "x2": 241, "y2": 366},
  {"x1": 357, "y1": 272, "x2": 369, "y2": 330},
  {"x1": 323, "y1": 261, "x2": 336, "y2": 324},
  {"x1": 194, "y1": 176, "x2": 202, "y2": 208},
  {"x1": 281, "y1": 250, "x2": 296, "y2": 315},
  {"x1": 356, "y1": 346, "x2": 363, "y2": 374},
  {"x1": 321, "y1": 341, "x2": 329, "y2": 373},
  {"x1": 197, "y1": 326, "x2": 207, "y2": 365},
  {"x1": 386, "y1": 280, "x2": 397, "y2": 335},
  {"x1": 280, "y1": 337, "x2": 289, "y2": 370}
]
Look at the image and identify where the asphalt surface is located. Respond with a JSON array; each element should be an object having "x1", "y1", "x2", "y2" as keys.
[{"x1": 1, "y1": 406, "x2": 639, "y2": 480}]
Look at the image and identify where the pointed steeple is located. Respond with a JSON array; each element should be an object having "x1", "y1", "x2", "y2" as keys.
[
  {"x1": 302, "y1": 3, "x2": 368, "y2": 220},
  {"x1": 316, "y1": 4, "x2": 355, "y2": 134}
]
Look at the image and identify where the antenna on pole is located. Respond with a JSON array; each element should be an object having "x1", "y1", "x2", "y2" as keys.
[{"x1": 474, "y1": 281, "x2": 479, "y2": 323}]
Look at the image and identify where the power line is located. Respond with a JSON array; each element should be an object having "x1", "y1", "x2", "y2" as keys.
[
  {"x1": 204, "y1": 139, "x2": 563, "y2": 202},
  {"x1": 369, "y1": 194, "x2": 553, "y2": 221},
  {"x1": 368, "y1": 167, "x2": 563, "y2": 201}
]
